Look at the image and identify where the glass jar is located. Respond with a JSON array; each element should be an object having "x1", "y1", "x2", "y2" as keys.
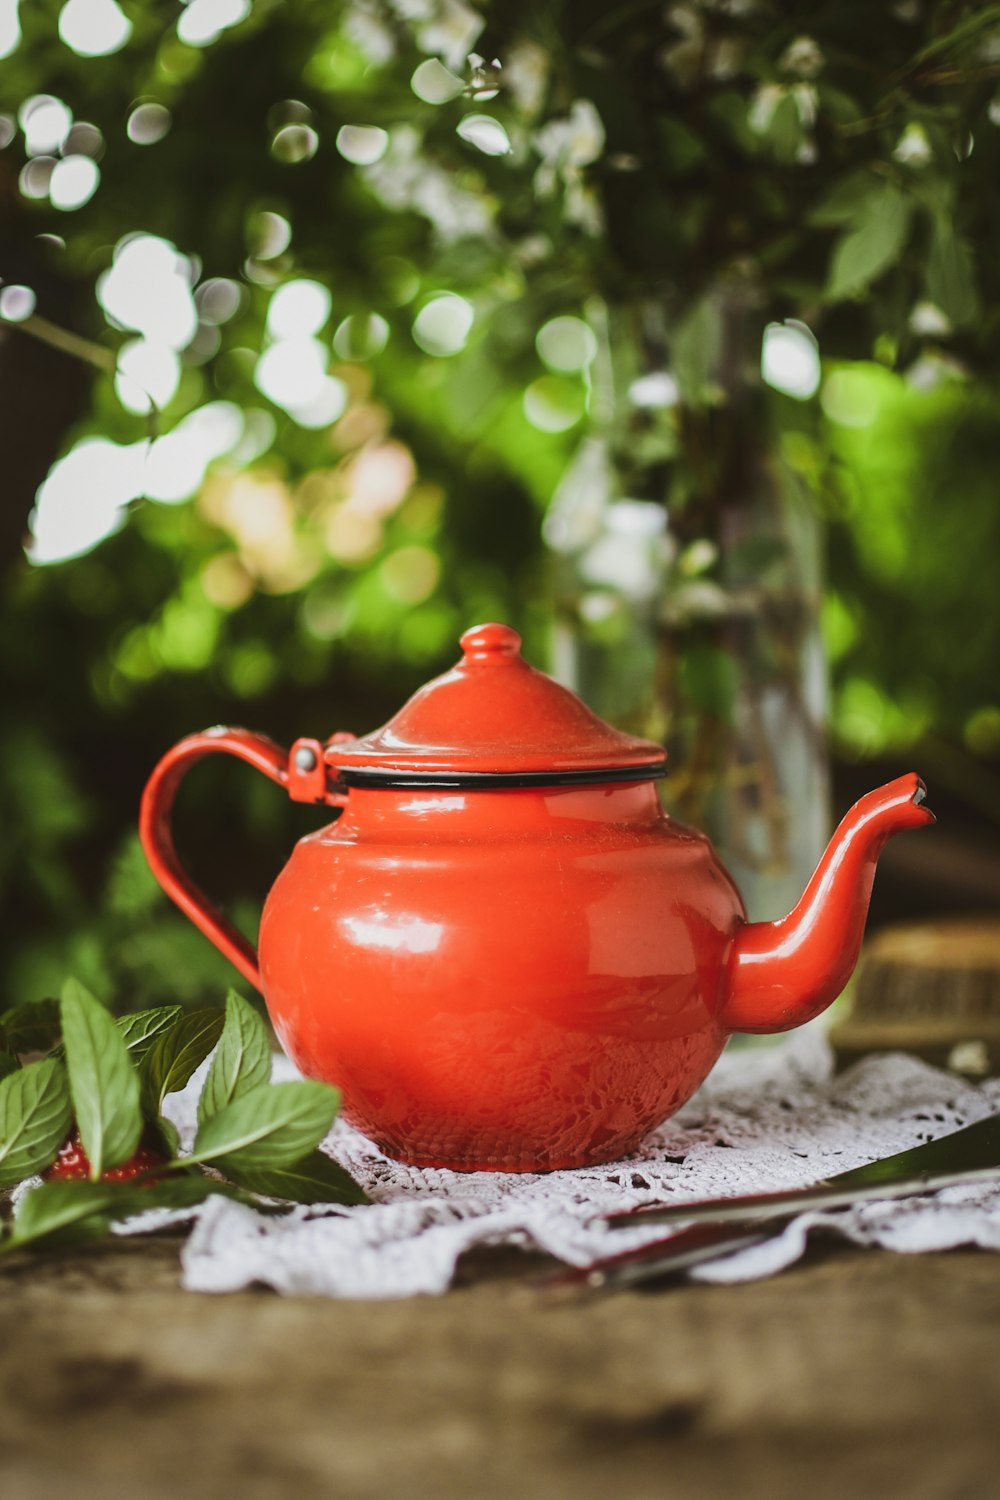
[{"x1": 546, "y1": 290, "x2": 830, "y2": 922}]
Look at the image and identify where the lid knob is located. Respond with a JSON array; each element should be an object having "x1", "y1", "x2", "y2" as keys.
[{"x1": 459, "y1": 622, "x2": 523, "y2": 664}]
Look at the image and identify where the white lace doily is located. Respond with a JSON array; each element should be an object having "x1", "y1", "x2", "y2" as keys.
[{"x1": 120, "y1": 1027, "x2": 1000, "y2": 1298}]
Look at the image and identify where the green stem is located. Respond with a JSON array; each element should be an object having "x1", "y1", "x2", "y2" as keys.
[{"x1": 11, "y1": 314, "x2": 116, "y2": 374}]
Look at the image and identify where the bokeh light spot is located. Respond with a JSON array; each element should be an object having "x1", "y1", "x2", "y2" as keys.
[
  {"x1": 144, "y1": 401, "x2": 244, "y2": 501},
  {"x1": 965, "y1": 707, "x2": 1000, "y2": 758},
  {"x1": 49, "y1": 154, "x2": 100, "y2": 210},
  {"x1": 0, "y1": 0, "x2": 20, "y2": 61},
  {"x1": 322, "y1": 501, "x2": 380, "y2": 565},
  {"x1": 271, "y1": 124, "x2": 319, "y2": 163},
  {"x1": 19, "y1": 158, "x2": 55, "y2": 199},
  {"x1": 230, "y1": 408, "x2": 275, "y2": 463},
  {"x1": 412, "y1": 294, "x2": 474, "y2": 356},
  {"x1": 333, "y1": 312, "x2": 389, "y2": 360},
  {"x1": 336, "y1": 125, "x2": 389, "y2": 165},
  {"x1": 456, "y1": 114, "x2": 512, "y2": 156},
  {"x1": 536, "y1": 315, "x2": 597, "y2": 373},
  {"x1": 64, "y1": 121, "x2": 104, "y2": 158},
  {"x1": 761, "y1": 320, "x2": 820, "y2": 400},
  {"x1": 301, "y1": 586, "x2": 351, "y2": 642},
  {"x1": 59, "y1": 0, "x2": 132, "y2": 57},
  {"x1": 821, "y1": 367, "x2": 880, "y2": 427},
  {"x1": 249, "y1": 210, "x2": 292, "y2": 260},
  {"x1": 201, "y1": 553, "x2": 253, "y2": 611},
  {"x1": 0, "y1": 283, "x2": 36, "y2": 321},
  {"x1": 177, "y1": 0, "x2": 250, "y2": 48},
  {"x1": 127, "y1": 102, "x2": 172, "y2": 144},
  {"x1": 98, "y1": 233, "x2": 198, "y2": 349},
  {"x1": 523, "y1": 376, "x2": 585, "y2": 432},
  {"x1": 267, "y1": 279, "x2": 331, "y2": 339},
  {"x1": 349, "y1": 441, "x2": 415, "y2": 515},
  {"x1": 288, "y1": 376, "x2": 348, "y2": 429},
  {"x1": 411, "y1": 59, "x2": 465, "y2": 104},
  {"x1": 380, "y1": 546, "x2": 440, "y2": 604},
  {"x1": 115, "y1": 339, "x2": 181, "y2": 414},
  {"x1": 254, "y1": 337, "x2": 328, "y2": 410},
  {"x1": 195, "y1": 276, "x2": 243, "y2": 325},
  {"x1": 628, "y1": 371, "x2": 679, "y2": 409},
  {"x1": 28, "y1": 437, "x2": 148, "y2": 566},
  {"x1": 21, "y1": 96, "x2": 72, "y2": 155}
]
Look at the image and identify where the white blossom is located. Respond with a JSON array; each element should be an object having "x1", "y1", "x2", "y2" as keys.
[
  {"x1": 780, "y1": 36, "x2": 825, "y2": 79},
  {"x1": 894, "y1": 121, "x2": 932, "y2": 166},
  {"x1": 792, "y1": 83, "x2": 818, "y2": 129},
  {"x1": 412, "y1": 0, "x2": 484, "y2": 69},
  {"x1": 534, "y1": 98, "x2": 605, "y2": 199},
  {"x1": 564, "y1": 179, "x2": 603, "y2": 236},
  {"x1": 748, "y1": 83, "x2": 785, "y2": 134},
  {"x1": 504, "y1": 39, "x2": 548, "y2": 116},
  {"x1": 343, "y1": 2, "x2": 396, "y2": 64},
  {"x1": 909, "y1": 301, "x2": 952, "y2": 337},
  {"x1": 905, "y1": 352, "x2": 967, "y2": 390},
  {"x1": 709, "y1": 36, "x2": 745, "y2": 79},
  {"x1": 364, "y1": 125, "x2": 492, "y2": 242}
]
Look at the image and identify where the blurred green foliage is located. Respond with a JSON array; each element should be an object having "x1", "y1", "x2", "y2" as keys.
[{"x1": 1, "y1": 0, "x2": 999, "y2": 1007}]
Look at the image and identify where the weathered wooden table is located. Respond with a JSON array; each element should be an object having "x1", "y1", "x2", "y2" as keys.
[{"x1": 2, "y1": 1236, "x2": 998, "y2": 1500}]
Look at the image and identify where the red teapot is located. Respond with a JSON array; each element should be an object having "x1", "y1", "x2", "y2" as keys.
[{"x1": 140, "y1": 623, "x2": 933, "y2": 1172}]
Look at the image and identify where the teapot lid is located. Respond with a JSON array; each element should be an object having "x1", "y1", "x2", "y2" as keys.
[{"x1": 325, "y1": 623, "x2": 666, "y2": 788}]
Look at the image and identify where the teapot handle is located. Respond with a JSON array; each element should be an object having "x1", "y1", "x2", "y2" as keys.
[{"x1": 139, "y1": 726, "x2": 339, "y2": 994}]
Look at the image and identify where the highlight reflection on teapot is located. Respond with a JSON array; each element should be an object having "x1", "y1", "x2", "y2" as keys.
[{"x1": 140, "y1": 623, "x2": 934, "y2": 1172}]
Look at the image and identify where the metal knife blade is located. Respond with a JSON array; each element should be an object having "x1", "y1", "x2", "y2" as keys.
[
  {"x1": 604, "y1": 1111, "x2": 1000, "y2": 1230},
  {"x1": 542, "y1": 1112, "x2": 1000, "y2": 1296}
]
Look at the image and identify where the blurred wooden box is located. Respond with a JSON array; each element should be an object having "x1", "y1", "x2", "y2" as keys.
[{"x1": 830, "y1": 916, "x2": 1000, "y2": 1077}]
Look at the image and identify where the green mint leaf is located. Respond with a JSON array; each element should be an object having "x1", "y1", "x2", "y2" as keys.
[
  {"x1": 0, "y1": 1051, "x2": 19, "y2": 1083},
  {"x1": 151, "y1": 1115, "x2": 180, "y2": 1157},
  {"x1": 198, "y1": 990, "x2": 272, "y2": 1126},
  {"x1": 0, "y1": 999, "x2": 62, "y2": 1056},
  {"x1": 926, "y1": 216, "x2": 980, "y2": 328},
  {"x1": 8, "y1": 1181, "x2": 130, "y2": 1250},
  {"x1": 825, "y1": 184, "x2": 913, "y2": 301},
  {"x1": 808, "y1": 170, "x2": 877, "y2": 228},
  {"x1": 223, "y1": 1149, "x2": 367, "y2": 1206},
  {"x1": 140, "y1": 1007, "x2": 225, "y2": 1116},
  {"x1": 116, "y1": 1006, "x2": 183, "y2": 1060},
  {"x1": 7, "y1": 1175, "x2": 204, "y2": 1250},
  {"x1": 122, "y1": 1173, "x2": 217, "y2": 1212},
  {"x1": 0, "y1": 1058, "x2": 73, "y2": 1189},
  {"x1": 4, "y1": 1172, "x2": 233, "y2": 1254},
  {"x1": 60, "y1": 978, "x2": 142, "y2": 1179},
  {"x1": 189, "y1": 1081, "x2": 340, "y2": 1171}
]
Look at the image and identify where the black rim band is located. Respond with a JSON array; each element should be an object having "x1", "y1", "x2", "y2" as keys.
[{"x1": 337, "y1": 762, "x2": 668, "y2": 790}]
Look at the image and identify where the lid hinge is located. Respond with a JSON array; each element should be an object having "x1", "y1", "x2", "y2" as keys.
[{"x1": 288, "y1": 738, "x2": 348, "y2": 806}]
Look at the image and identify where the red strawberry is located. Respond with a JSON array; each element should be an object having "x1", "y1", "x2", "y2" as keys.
[{"x1": 44, "y1": 1129, "x2": 169, "y2": 1185}]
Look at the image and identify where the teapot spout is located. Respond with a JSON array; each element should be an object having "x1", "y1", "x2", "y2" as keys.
[{"x1": 721, "y1": 773, "x2": 935, "y2": 1035}]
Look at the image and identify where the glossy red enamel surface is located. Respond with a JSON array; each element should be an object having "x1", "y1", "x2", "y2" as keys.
[
  {"x1": 259, "y1": 783, "x2": 741, "y2": 1170},
  {"x1": 138, "y1": 625, "x2": 935, "y2": 1172},
  {"x1": 325, "y1": 622, "x2": 664, "y2": 777}
]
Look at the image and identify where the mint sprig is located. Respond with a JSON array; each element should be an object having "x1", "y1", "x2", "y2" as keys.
[
  {"x1": 61, "y1": 978, "x2": 143, "y2": 1179},
  {"x1": 0, "y1": 982, "x2": 366, "y2": 1257}
]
